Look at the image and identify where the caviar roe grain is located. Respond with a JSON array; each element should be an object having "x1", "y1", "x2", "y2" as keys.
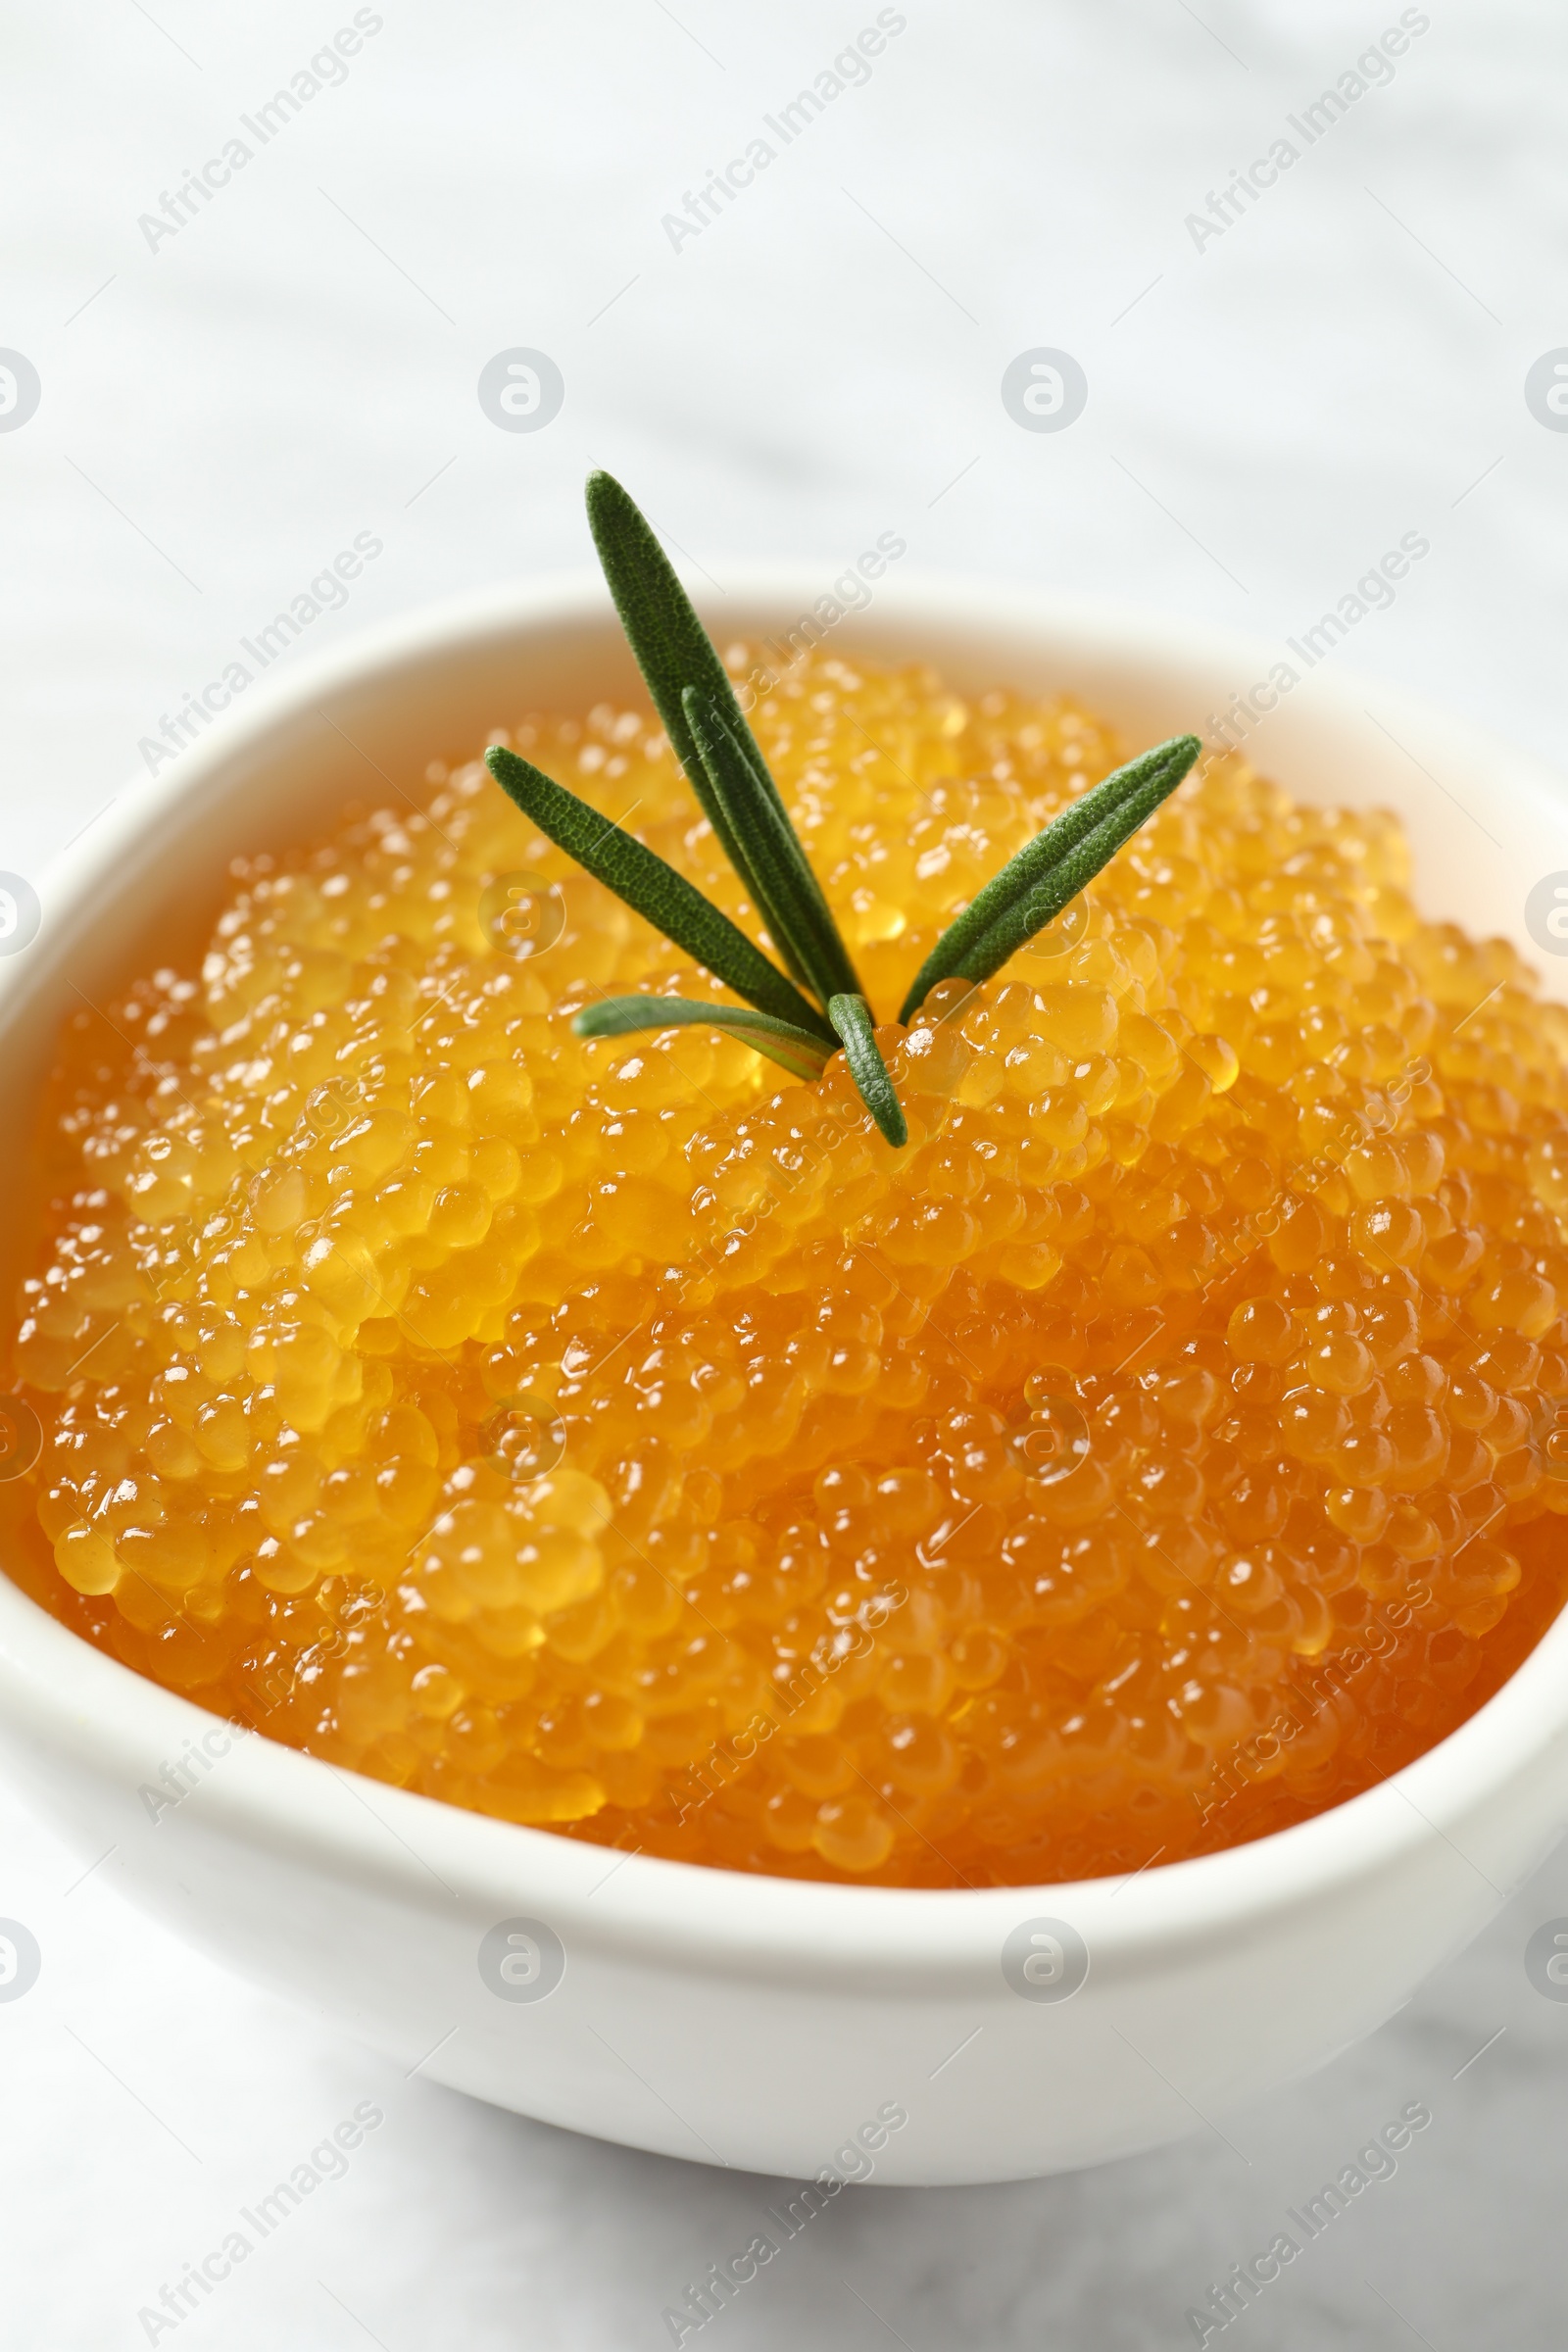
[{"x1": 7, "y1": 649, "x2": 1568, "y2": 1887}]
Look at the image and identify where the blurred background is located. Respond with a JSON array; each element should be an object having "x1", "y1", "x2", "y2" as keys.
[{"x1": 5, "y1": 1, "x2": 1568, "y2": 2343}]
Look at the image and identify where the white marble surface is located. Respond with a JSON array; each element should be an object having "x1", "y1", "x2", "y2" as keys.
[{"x1": 4, "y1": 0, "x2": 1568, "y2": 2343}]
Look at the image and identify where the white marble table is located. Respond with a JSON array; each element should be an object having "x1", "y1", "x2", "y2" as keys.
[{"x1": 3, "y1": 0, "x2": 1567, "y2": 2341}]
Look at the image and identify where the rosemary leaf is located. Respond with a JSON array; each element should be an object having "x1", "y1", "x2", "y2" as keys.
[
  {"x1": 683, "y1": 687, "x2": 862, "y2": 1009},
  {"x1": 898, "y1": 733, "x2": 1201, "y2": 1023},
  {"x1": 574, "y1": 995, "x2": 833, "y2": 1083},
  {"x1": 485, "y1": 745, "x2": 833, "y2": 1042},
  {"x1": 827, "y1": 994, "x2": 907, "y2": 1148},
  {"x1": 585, "y1": 471, "x2": 806, "y2": 957},
  {"x1": 930, "y1": 737, "x2": 1203, "y2": 1001}
]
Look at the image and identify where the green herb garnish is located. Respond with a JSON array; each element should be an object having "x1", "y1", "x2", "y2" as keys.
[{"x1": 484, "y1": 472, "x2": 1202, "y2": 1148}]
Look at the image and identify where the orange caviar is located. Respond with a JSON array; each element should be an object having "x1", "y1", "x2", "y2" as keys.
[{"x1": 7, "y1": 647, "x2": 1568, "y2": 1888}]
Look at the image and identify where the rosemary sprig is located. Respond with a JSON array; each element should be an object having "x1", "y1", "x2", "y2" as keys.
[
  {"x1": 491, "y1": 471, "x2": 900, "y2": 1132},
  {"x1": 897, "y1": 732, "x2": 1201, "y2": 1024},
  {"x1": 483, "y1": 472, "x2": 1200, "y2": 1151}
]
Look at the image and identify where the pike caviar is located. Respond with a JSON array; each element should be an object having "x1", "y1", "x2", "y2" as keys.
[{"x1": 8, "y1": 648, "x2": 1568, "y2": 1890}]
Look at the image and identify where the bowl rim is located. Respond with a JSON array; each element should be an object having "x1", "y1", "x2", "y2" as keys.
[{"x1": 3, "y1": 564, "x2": 1566, "y2": 1984}]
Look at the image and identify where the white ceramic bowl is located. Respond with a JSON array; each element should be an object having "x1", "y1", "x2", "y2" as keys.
[{"x1": 3, "y1": 574, "x2": 1568, "y2": 2188}]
